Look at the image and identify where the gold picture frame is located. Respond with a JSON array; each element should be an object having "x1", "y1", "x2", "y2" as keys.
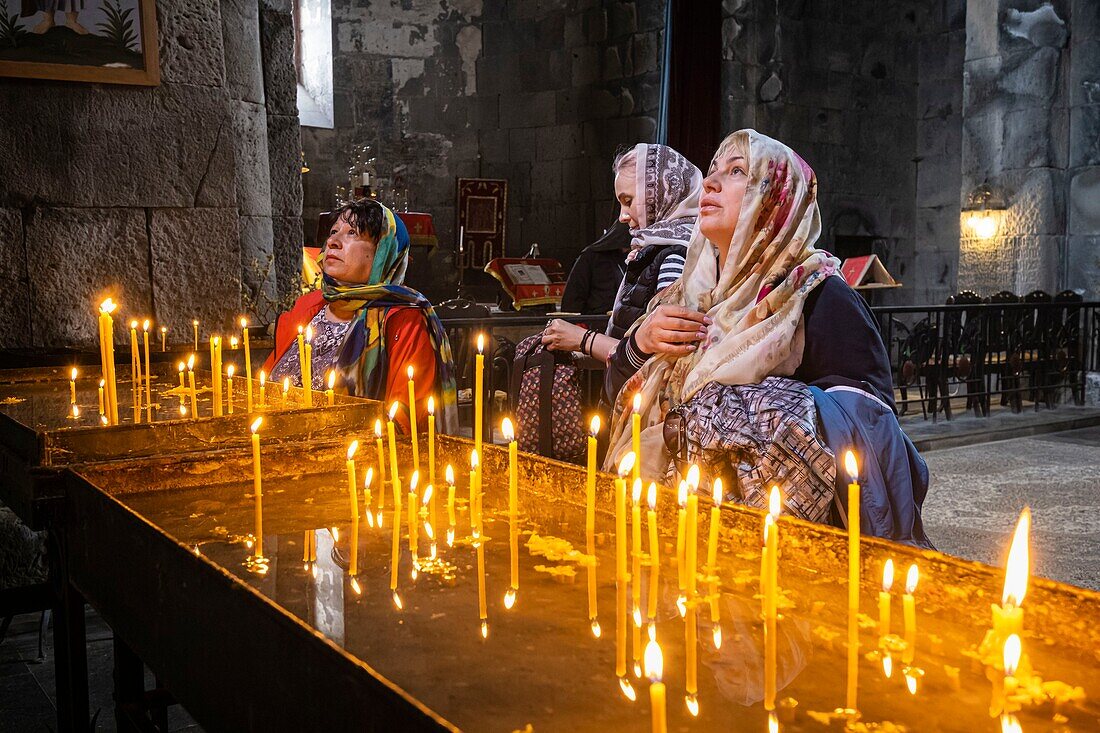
[{"x1": 0, "y1": 0, "x2": 160, "y2": 86}]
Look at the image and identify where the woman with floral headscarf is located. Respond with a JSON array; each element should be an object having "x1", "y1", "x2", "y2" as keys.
[
  {"x1": 542, "y1": 143, "x2": 701, "y2": 361},
  {"x1": 603, "y1": 130, "x2": 930, "y2": 547},
  {"x1": 265, "y1": 199, "x2": 458, "y2": 433}
]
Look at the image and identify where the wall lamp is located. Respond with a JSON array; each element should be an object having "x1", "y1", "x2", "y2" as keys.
[{"x1": 963, "y1": 182, "x2": 1007, "y2": 240}]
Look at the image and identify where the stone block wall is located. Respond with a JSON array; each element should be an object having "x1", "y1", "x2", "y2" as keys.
[
  {"x1": 300, "y1": 0, "x2": 665, "y2": 302},
  {"x1": 0, "y1": 0, "x2": 302, "y2": 348}
]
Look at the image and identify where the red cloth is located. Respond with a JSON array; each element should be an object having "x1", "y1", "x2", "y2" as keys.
[{"x1": 263, "y1": 291, "x2": 437, "y2": 433}]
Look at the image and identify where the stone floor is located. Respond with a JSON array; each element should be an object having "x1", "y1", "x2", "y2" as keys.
[{"x1": 3, "y1": 410, "x2": 1100, "y2": 731}]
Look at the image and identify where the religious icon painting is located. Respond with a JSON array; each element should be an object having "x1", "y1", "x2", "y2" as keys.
[
  {"x1": 0, "y1": 0, "x2": 160, "y2": 85},
  {"x1": 456, "y1": 178, "x2": 508, "y2": 270}
]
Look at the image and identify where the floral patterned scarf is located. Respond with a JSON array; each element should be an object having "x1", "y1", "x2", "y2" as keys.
[
  {"x1": 605, "y1": 130, "x2": 840, "y2": 477},
  {"x1": 323, "y1": 204, "x2": 459, "y2": 433}
]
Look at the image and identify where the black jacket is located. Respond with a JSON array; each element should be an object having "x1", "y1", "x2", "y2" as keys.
[
  {"x1": 560, "y1": 222, "x2": 630, "y2": 314},
  {"x1": 607, "y1": 244, "x2": 687, "y2": 339}
]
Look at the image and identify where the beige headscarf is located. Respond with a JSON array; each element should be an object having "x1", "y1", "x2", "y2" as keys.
[{"x1": 604, "y1": 130, "x2": 841, "y2": 477}]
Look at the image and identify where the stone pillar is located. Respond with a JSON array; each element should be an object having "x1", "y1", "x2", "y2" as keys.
[
  {"x1": 959, "y1": 0, "x2": 1070, "y2": 296},
  {"x1": 1067, "y1": 0, "x2": 1100, "y2": 298}
]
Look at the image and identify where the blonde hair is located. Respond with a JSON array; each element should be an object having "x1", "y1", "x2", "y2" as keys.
[
  {"x1": 612, "y1": 147, "x2": 638, "y2": 176},
  {"x1": 709, "y1": 130, "x2": 750, "y2": 173}
]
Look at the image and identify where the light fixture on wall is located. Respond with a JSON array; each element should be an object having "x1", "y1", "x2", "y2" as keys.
[{"x1": 962, "y1": 182, "x2": 1006, "y2": 240}]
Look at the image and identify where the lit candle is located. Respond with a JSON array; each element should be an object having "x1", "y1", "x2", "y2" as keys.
[
  {"x1": 408, "y1": 470, "x2": 419, "y2": 559},
  {"x1": 97, "y1": 379, "x2": 105, "y2": 418},
  {"x1": 210, "y1": 336, "x2": 223, "y2": 417},
  {"x1": 347, "y1": 440, "x2": 359, "y2": 575},
  {"x1": 141, "y1": 320, "x2": 151, "y2": 418},
  {"x1": 363, "y1": 468, "x2": 375, "y2": 529},
  {"x1": 374, "y1": 419, "x2": 387, "y2": 515},
  {"x1": 631, "y1": 393, "x2": 642, "y2": 483},
  {"x1": 1002, "y1": 633, "x2": 1021, "y2": 714},
  {"x1": 684, "y1": 466, "x2": 700, "y2": 715},
  {"x1": 406, "y1": 365, "x2": 420, "y2": 474},
  {"x1": 387, "y1": 402, "x2": 403, "y2": 502},
  {"x1": 644, "y1": 639, "x2": 667, "y2": 733},
  {"x1": 281, "y1": 376, "x2": 290, "y2": 408},
  {"x1": 503, "y1": 417, "x2": 518, "y2": 609},
  {"x1": 226, "y1": 365, "x2": 235, "y2": 414},
  {"x1": 632, "y1": 478, "x2": 643, "y2": 678},
  {"x1": 676, "y1": 480, "x2": 687, "y2": 612},
  {"x1": 445, "y1": 464, "x2": 456, "y2": 546},
  {"x1": 879, "y1": 559, "x2": 894, "y2": 640},
  {"x1": 389, "y1": 458, "x2": 403, "y2": 611},
  {"x1": 474, "y1": 334, "x2": 485, "y2": 458},
  {"x1": 477, "y1": 512, "x2": 488, "y2": 639},
  {"x1": 427, "y1": 396, "x2": 437, "y2": 527},
  {"x1": 296, "y1": 325, "x2": 306, "y2": 391},
  {"x1": 302, "y1": 325, "x2": 313, "y2": 405},
  {"x1": 992, "y1": 508, "x2": 1030, "y2": 645},
  {"x1": 192, "y1": 319, "x2": 199, "y2": 352},
  {"x1": 230, "y1": 336, "x2": 238, "y2": 350},
  {"x1": 902, "y1": 564, "x2": 918, "y2": 664},
  {"x1": 178, "y1": 362, "x2": 185, "y2": 390},
  {"x1": 186, "y1": 355, "x2": 197, "y2": 418},
  {"x1": 844, "y1": 450, "x2": 861, "y2": 710},
  {"x1": 69, "y1": 368, "x2": 77, "y2": 405},
  {"x1": 586, "y1": 416, "x2": 600, "y2": 635},
  {"x1": 763, "y1": 514, "x2": 778, "y2": 711},
  {"x1": 325, "y1": 370, "x2": 336, "y2": 407},
  {"x1": 706, "y1": 477, "x2": 724, "y2": 646},
  {"x1": 240, "y1": 318, "x2": 253, "y2": 412},
  {"x1": 129, "y1": 320, "x2": 141, "y2": 419},
  {"x1": 160, "y1": 325, "x2": 167, "y2": 352},
  {"x1": 646, "y1": 483, "x2": 659, "y2": 627},
  {"x1": 101, "y1": 299, "x2": 119, "y2": 425},
  {"x1": 250, "y1": 418, "x2": 264, "y2": 560},
  {"x1": 258, "y1": 370, "x2": 266, "y2": 407},
  {"x1": 615, "y1": 452, "x2": 636, "y2": 700}
]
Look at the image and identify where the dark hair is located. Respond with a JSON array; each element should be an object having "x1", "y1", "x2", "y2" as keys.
[{"x1": 332, "y1": 198, "x2": 385, "y2": 242}]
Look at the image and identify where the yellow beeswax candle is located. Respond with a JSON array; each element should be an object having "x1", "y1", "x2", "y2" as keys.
[
  {"x1": 427, "y1": 396, "x2": 437, "y2": 527},
  {"x1": 407, "y1": 365, "x2": 419, "y2": 474},
  {"x1": 879, "y1": 559, "x2": 894, "y2": 640},
  {"x1": 647, "y1": 483, "x2": 659, "y2": 625},
  {"x1": 903, "y1": 564, "x2": 919, "y2": 664},
  {"x1": 474, "y1": 334, "x2": 485, "y2": 458},
  {"x1": 615, "y1": 453, "x2": 635, "y2": 686},
  {"x1": 347, "y1": 441, "x2": 359, "y2": 575},
  {"x1": 503, "y1": 418, "x2": 518, "y2": 608},
  {"x1": 186, "y1": 355, "x2": 198, "y2": 418},
  {"x1": 408, "y1": 470, "x2": 419, "y2": 558},
  {"x1": 632, "y1": 478, "x2": 643, "y2": 677},
  {"x1": 325, "y1": 370, "x2": 335, "y2": 407},
  {"x1": 993, "y1": 508, "x2": 1030, "y2": 645},
  {"x1": 387, "y1": 403, "x2": 402, "y2": 500},
  {"x1": 69, "y1": 367, "x2": 78, "y2": 405},
  {"x1": 192, "y1": 319, "x2": 198, "y2": 352},
  {"x1": 240, "y1": 318, "x2": 253, "y2": 412},
  {"x1": 302, "y1": 325, "x2": 313, "y2": 406},
  {"x1": 685, "y1": 474, "x2": 699, "y2": 708},
  {"x1": 1002, "y1": 633, "x2": 1021, "y2": 714},
  {"x1": 281, "y1": 376, "x2": 290, "y2": 408},
  {"x1": 97, "y1": 379, "x2": 105, "y2": 418},
  {"x1": 103, "y1": 301, "x2": 118, "y2": 425},
  {"x1": 160, "y1": 326, "x2": 167, "y2": 352},
  {"x1": 764, "y1": 514, "x2": 777, "y2": 711},
  {"x1": 631, "y1": 393, "x2": 642, "y2": 483},
  {"x1": 210, "y1": 336, "x2": 222, "y2": 417},
  {"x1": 226, "y1": 364, "x2": 236, "y2": 414},
  {"x1": 469, "y1": 450, "x2": 480, "y2": 537},
  {"x1": 129, "y1": 320, "x2": 140, "y2": 419},
  {"x1": 363, "y1": 468, "x2": 374, "y2": 529},
  {"x1": 477, "y1": 529, "x2": 488, "y2": 639},
  {"x1": 586, "y1": 416, "x2": 600, "y2": 632},
  {"x1": 676, "y1": 480, "x2": 687, "y2": 609},
  {"x1": 296, "y1": 324, "x2": 306, "y2": 385},
  {"x1": 445, "y1": 464, "x2": 456, "y2": 546},
  {"x1": 645, "y1": 640, "x2": 667, "y2": 733},
  {"x1": 844, "y1": 451, "x2": 861, "y2": 710},
  {"x1": 258, "y1": 370, "x2": 266, "y2": 407},
  {"x1": 707, "y1": 478, "x2": 724, "y2": 641},
  {"x1": 250, "y1": 418, "x2": 264, "y2": 559},
  {"x1": 142, "y1": 320, "x2": 151, "y2": 416},
  {"x1": 374, "y1": 419, "x2": 387, "y2": 513}
]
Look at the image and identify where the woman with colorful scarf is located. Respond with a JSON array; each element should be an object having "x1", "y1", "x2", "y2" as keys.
[
  {"x1": 603, "y1": 130, "x2": 930, "y2": 547},
  {"x1": 542, "y1": 143, "x2": 701, "y2": 361},
  {"x1": 265, "y1": 199, "x2": 458, "y2": 433}
]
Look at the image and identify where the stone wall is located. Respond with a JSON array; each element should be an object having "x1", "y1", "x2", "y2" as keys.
[
  {"x1": 0, "y1": 0, "x2": 301, "y2": 348},
  {"x1": 300, "y1": 0, "x2": 666, "y2": 302}
]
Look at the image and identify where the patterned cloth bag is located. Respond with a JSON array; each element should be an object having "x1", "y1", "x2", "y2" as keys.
[
  {"x1": 662, "y1": 377, "x2": 836, "y2": 522},
  {"x1": 510, "y1": 334, "x2": 586, "y2": 463}
]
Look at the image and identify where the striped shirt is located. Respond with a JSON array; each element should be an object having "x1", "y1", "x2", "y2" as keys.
[{"x1": 656, "y1": 253, "x2": 685, "y2": 291}]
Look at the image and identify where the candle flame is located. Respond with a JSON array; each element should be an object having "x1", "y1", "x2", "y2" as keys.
[
  {"x1": 1000, "y1": 715, "x2": 1022, "y2": 733},
  {"x1": 350, "y1": 578, "x2": 362, "y2": 595},
  {"x1": 70, "y1": 367, "x2": 78, "y2": 381},
  {"x1": 905, "y1": 669, "x2": 918, "y2": 695},
  {"x1": 161, "y1": 326, "x2": 167, "y2": 334},
  {"x1": 99, "y1": 298, "x2": 116, "y2": 314},
  {"x1": 685, "y1": 694, "x2": 699, "y2": 717},
  {"x1": 311, "y1": 563, "x2": 319, "y2": 579},
  {"x1": 648, "y1": 622, "x2": 656, "y2": 642},
  {"x1": 504, "y1": 588, "x2": 517, "y2": 610},
  {"x1": 632, "y1": 478, "x2": 642, "y2": 505},
  {"x1": 477, "y1": 333, "x2": 485, "y2": 354},
  {"x1": 618, "y1": 677, "x2": 636, "y2": 701},
  {"x1": 1003, "y1": 633, "x2": 1021, "y2": 676},
  {"x1": 259, "y1": 370, "x2": 265, "y2": 386},
  {"x1": 212, "y1": 335, "x2": 220, "y2": 347},
  {"x1": 905, "y1": 564, "x2": 919, "y2": 595},
  {"x1": 617, "y1": 451, "x2": 636, "y2": 478},
  {"x1": 883, "y1": 652, "x2": 893, "y2": 678},
  {"x1": 678, "y1": 480, "x2": 688, "y2": 508},
  {"x1": 647, "y1": 482, "x2": 657, "y2": 510},
  {"x1": 178, "y1": 405, "x2": 186, "y2": 418},
  {"x1": 686, "y1": 464, "x2": 700, "y2": 491},
  {"x1": 250, "y1": 417, "x2": 262, "y2": 434},
  {"x1": 240, "y1": 317, "x2": 248, "y2": 329},
  {"x1": 410, "y1": 470, "x2": 419, "y2": 492},
  {"x1": 71, "y1": 404, "x2": 80, "y2": 418},
  {"x1": 501, "y1": 416, "x2": 515, "y2": 442},
  {"x1": 366, "y1": 512, "x2": 375, "y2": 529},
  {"x1": 713, "y1": 477, "x2": 724, "y2": 505},
  {"x1": 142, "y1": 319, "x2": 150, "y2": 331},
  {"x1": 227, "y1": 364, "x2": 234, "y2": 378},
  {"x1": 282, "y1": 377, "x2": 290, "y2": 394},
  {"x1": 470, "y1": 450, "x2": 479, "y2": 469},
  {"x1": 591, "y1": 619, "x2": 601, "y2": 638},
  {"x1": 768, "y1": 712, "x2": 779, "y2": 733},
  {"x1": 327, "y1": 370, "x2": 336, "y2": 390},
  {"x1": 187, "y1": 354, "x2": 195, "y2": 370},
  {"x1": 99, "y1": 378, "x2": 105, "y2": 388},
  {"x1": 883, "y1": 559, "x2": 895, "y2": 592},
  {"x1": 766, "y1": 486, "x2": 782, "y2": 520},
  {"x1": 130, "y1": 319, "x2": 138, "y2": 329},
  {"x1": 374, "y1": 419, "x2": 382, "y2": 438},
  {"x1": 478, "y1": 621, "x2": 489, "y2": 639},
  {"x1": 230, "y1": 336, "x2": 238, "y2": 348},
  {"x1": 388, "y1": 401, "x2": 399, "y2": 420},
  {"x1": 589, "y1": 415, "x2": 601, "y2": 436},
  {"x1": 1003, "y1": 507, "x2": 1031, "y2": 608},
  {"x1": 392, "y1": 591, "x2": 403, "y2": 610},
  {"x1": 177, "y1": 362, "x2": 184, "y2": 373},
  {"x1": 446, "y1": 527, "x2": 454, "y2": 546},
  {"x1": 632, "y1": 605, "x2": 642, "y2": 628},
  {"x1": 632, "y1": 392, "x2": 641, "y2": 413},
  {"x1": 297, "y1": 325, "x2": 303, "y2": 335},
  {"x1": 102, "y1": 414, "x2": 110, "y2": 425},
  {"x1": 633, "y1": 661, "x2": 641, "y2": 679},
  {"x1": 305, "y1": 325, "x2": 313, "y2": 343},
  {"x1": 844, "y1": 450, "x2": 858, "y2": 481},
  {"x1": 422, "y1": 485, "x2": 433, "y2": 505},
  {"x1": 713, "y1": 624, "x2": 723, "y2": 649},
  {"x1": 406, "y1": 364, "x2": 414, "y2": 380},
  {"x1": 347, "y1": 440, "x2": 359, "y2": 461},
  {"x1": 427, "y1": 395, "x2": 434, "y2": 415},
  {"x1": 445, "y1": 464, "x2": 455, "y2": 485}
]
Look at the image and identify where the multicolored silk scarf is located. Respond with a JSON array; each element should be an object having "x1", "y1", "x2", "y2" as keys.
[
  {"x1": 605, "y1": 130, "x2": 840, "y2": 477},
  {"x1": 323, "y1": 204, "x2": 459, "y2": 433}
]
